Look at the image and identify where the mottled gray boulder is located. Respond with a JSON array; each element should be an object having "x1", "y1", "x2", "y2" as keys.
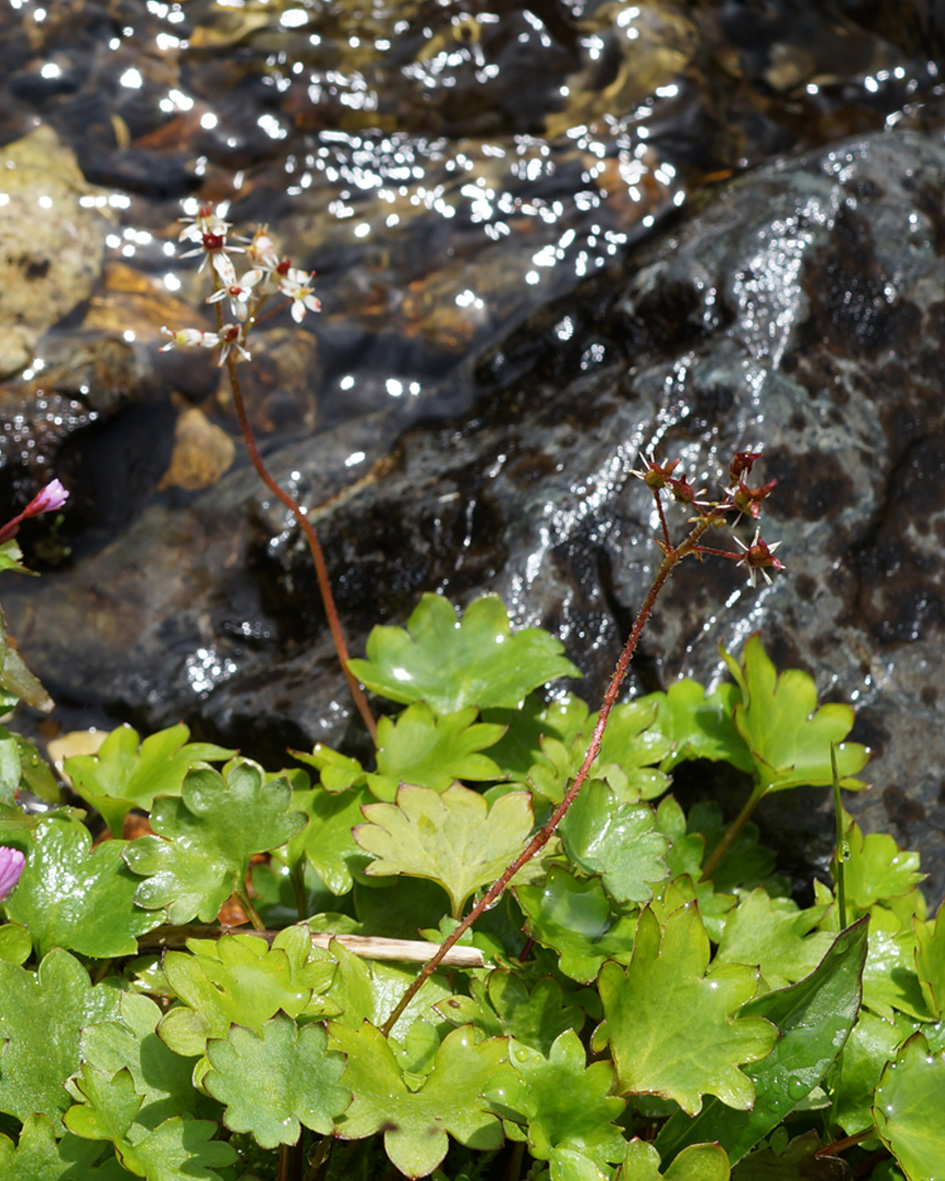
[{"x1": 8, "y1": 126, "x2": 945, "y2": 894}]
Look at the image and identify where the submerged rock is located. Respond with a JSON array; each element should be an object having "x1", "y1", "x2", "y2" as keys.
[
  {"x1": 8, "y1": 125, "x2": 945, "y2": 894},
  {"x1": 0, "y1": 125, "x2": 112, "y2": 378}
]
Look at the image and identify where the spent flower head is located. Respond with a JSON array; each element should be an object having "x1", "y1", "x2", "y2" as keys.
[{"x1": 734, "y1": 527, "x2": 785, "y2": 587}]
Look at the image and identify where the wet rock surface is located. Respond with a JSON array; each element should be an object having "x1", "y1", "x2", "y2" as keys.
[{"x1": 8, "y1": 124, "x2": 945, "y2": 894}]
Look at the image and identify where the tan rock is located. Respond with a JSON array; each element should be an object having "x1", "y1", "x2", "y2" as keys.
[{"x1": 0, "y1": 125, "x2": 112, "y2": 378}]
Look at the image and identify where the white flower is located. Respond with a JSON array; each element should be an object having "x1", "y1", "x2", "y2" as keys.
[
  {"x1": 278, "y1": 267, "x2": 321, "y2": 322},
  {"x1": 245, "y1": 227, "x2": 280, "y2": 269},
  {"x1": 159, "y1": 327, "x2": 221, "y2": 352},
  {"x1": 178, "y1": 204, "x2": 231, "y2": 244},
  {"x1": 207, "y1": 277, "x2": 255, "y2": 321},
  {"x1": 217, "y1": 324, "x2": 251, "y2": 366}
]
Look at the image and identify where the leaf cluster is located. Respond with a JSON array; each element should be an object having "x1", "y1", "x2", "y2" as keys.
[{"x1": 0, "y1": 592, "x2": 937, "y2": 1181}]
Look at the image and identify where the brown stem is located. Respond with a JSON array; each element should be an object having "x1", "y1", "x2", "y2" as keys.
[
  {"x1": 699, "y1": 785, "x2": 762, "y2": 882},
  {"x1": 224, "y1": 354, "x2": 376, "y2": 741},
  {"x1": 380, "y1": 514, "x2": 718, "y2": 1036}
]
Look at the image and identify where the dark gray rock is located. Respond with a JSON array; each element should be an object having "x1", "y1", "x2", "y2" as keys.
[{"x1": 8, "y1": 125, "x2": 945, "y2": 895}]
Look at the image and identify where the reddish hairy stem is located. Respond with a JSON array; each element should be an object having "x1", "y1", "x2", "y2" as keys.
[
  {"x1": 225, "y1": 355, "x2": 377, "y2": 741},
  {"x1": 380, "y1": 513, "x2": 718, "y2": 1036}
]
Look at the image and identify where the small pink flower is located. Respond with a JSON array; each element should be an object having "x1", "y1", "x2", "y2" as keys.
[
  {"x1": 23, "y1": 479, "x2": 69, "y2": 517},
  {"x1": 0, "y1": 847, "x2": 24, "y2": 902},
  {"x1": 0, "y1": 479, "x2": 69, "y2": 543}
]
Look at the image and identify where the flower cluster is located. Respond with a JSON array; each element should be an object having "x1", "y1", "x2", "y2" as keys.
[
  {"x1": 160, "y1": 206, "x2": 321, "y2": 367},
  {"x1": 632, "y1": 449, "x2": 783, "y2": 588}
]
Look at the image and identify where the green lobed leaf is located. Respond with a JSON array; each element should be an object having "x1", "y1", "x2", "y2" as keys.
[
  {"x1": 287, "y1": 782, "x2": 372, "y2": 896},
  {"x1": 76, "y1": 991, "x2": 216, "y2": 1129},
  {"x1": 721, "y1": 635, "x2": 870, "y2": 794},
  {"x1": 290, "y1": 742, "x2": 367, "y2": 793},
  {"x1": 329, "y1": 1022, "x2": 508, "y2": 1178},
  {"x1": 914, "y1": 904, "x2": 945, "y2": 1018},
  {"x1": 123, "y1": 758, "x2": 306, "y2": 924},
  {"x1": 840, "y1": 820, "x2": 925, "y2": 912},
  {"x1": 482, "y1": 693, "x2": 591, "y2": 781},
  {"x1": 485, "y1": 1030, "x2": 626, "y2": 1170},
  {"x1": 620, "y1": 1138, "x2": 730, "y2": 1181},
  {"x1": 366, "y1": 702, "x2": 506, "y2": 800},
  {"x1": 204, "y1": 1014, "x2": 349, "y2": 1148},
  {"x1": 347, "y1": 593, "x2": 581, "y2": 714},
  {"x1": 713, "y1": 888, "x2": 835, "y2": 990},
  {"x1": 65, "y1": 723, "x2": 234, "y2": 838},
  {"x1": 354, "y1": 781, "x2": 535, "y2": 918},
  {"x1": 158, "y1": 930, "x2": 336, "y2": 1059},
  {"x1": 639, "y1": 678, "x2": 752, "y2": 774},
  {"x1": 0, "y1": 950, "x2": 123, "y2": 1131},
  {"x1": 596, "y1": 903, "x2": 776, "y2": 1116},
  {"x1": 516, "y1": 865, "x2": 639, "y2": 984},
  {"x1": 65, "y1": 1064, "x2": 237, "y2": 1181},
  {"x1": 525, "y1": 706, "x2": 670, "y2": 807},
  {"x1": 560, "y1": 782, "x2": 669, "y2": 904},
  {"x1": 0, "y1": 1112, "x2": 126, "y2": 1179},
  {"x1": 829, "y1": 1010, "x2": 911, "y2": 1138},
  {"x1": 656, "y1": 917, "x2": 869, "y2": 1164},
  {"x1": 4, "y1": 813, "x2": 164, "y2": 958},
  {"x1": 860, "y1": 905, "x2": 930, "y2": 1022},
  {"x1": 873, "y1": 1032, "x2": 945, "y2": 1181},
  {"x1": 437, "y1": 970, "x2": 585, "y2": 1055}
]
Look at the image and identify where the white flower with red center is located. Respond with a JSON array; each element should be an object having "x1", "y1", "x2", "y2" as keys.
[
  {"x1": 207, "y1": 276, "x2": 256, "y2": 321},
  {"x1": 178, "y1": 204, "x2": 231, "y2": 244},
  {"x1": 217, "y1": 323, "x2": 251, "y2": 366},
  {"x1": 278, "y1": 266, "x2": 321, "y2": 322}
]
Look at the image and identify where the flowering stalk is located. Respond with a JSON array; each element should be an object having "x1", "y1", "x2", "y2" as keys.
[
  {"x1": 161, "y1": 209, "x2": 376, "y2": 740},
  {"x1": 383, "y1": 450, "x2": 783, "y2": 1035}
]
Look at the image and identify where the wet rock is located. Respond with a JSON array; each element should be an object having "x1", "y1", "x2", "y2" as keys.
[
  {"x1": 9, "y1": 126, "x2": 945, "y2": 895},
  {"x1": 0, "y1": 125, "x2": 112, "y2": 378}
]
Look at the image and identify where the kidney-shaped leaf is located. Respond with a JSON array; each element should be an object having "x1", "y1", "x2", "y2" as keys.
[
  {"x1": 329, "y1": 1022, "x2": 508, "y2": 1178},
  {"x1": 205, "y1": 1014, "x2": 349, "y2": 1148},
  {"x1": 123, "y1": 759, "x2": 306, "y2": 924},
  {"x1": 4, "y1": 814, "x2": 163, "y2": 958},
  {"x1": 355, "y1": 781, "x2": 534, "y2": 918},
  {"x1": 0, "y1": 949, "x2": 122, "y2": 1132},
  {"x1": 348, "y1": 593, "x2": 581, "y2": 714}
]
